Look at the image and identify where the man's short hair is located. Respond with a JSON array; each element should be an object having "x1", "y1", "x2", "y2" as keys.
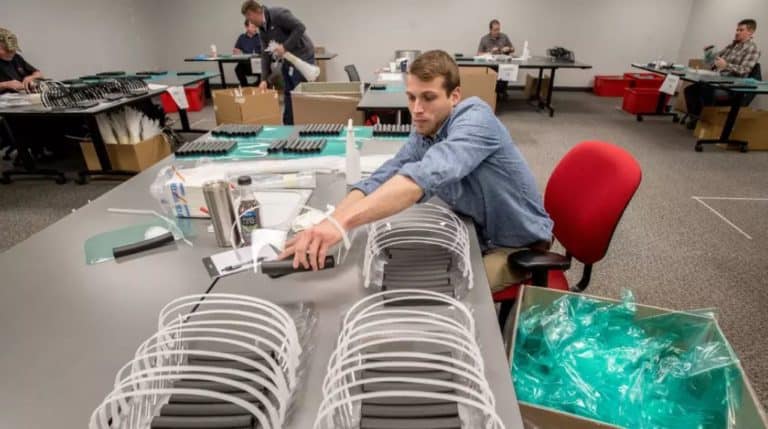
[
  {"x1": 738, "y1": 19, "x2": 757, "y2": 32},
  {"x1": 241, "y1": 0, "x2": 263, "y2": 15},
  {"x1": 489, "y1": 19, "x2": 500, "y2": 30},
  {"x1": 244, "y1": 19, "x2": 251, "y2": 26},
  {"x1": 408, "y1": 50, "x2": 460, "y2": 96}
]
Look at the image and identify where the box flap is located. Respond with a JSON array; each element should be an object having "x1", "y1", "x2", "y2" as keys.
[{"x1": 294, "y1": 81, "x2": 363, "y2": 95}]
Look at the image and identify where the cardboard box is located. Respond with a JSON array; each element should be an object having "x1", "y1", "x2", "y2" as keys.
[
  {"x1": 511, "y1": 286, "x2": 768, "y2": 429},
  {"x1": 459, "y1": 66, "x2": 497, "y2": 111},
  {"x1": 694, "y1": 106, "x2": 768, "y2": 150},
  {"x1": 80, "y1": 134, "x2": 170, "y2": 172},
  {"x1": 212, "y1": 88, "x2": 282, "y2": 125},
  {"x1": 522, "y1": 73, "x2": 551, "y2": 101},
  {"x1": 291, "y1": 81, "x2": 365, "y2": 125},
  {"x1": 673, "y1": 81, "x2": 692, "y2": 113}
]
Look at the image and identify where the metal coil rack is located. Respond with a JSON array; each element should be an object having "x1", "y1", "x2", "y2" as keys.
[{"x1": 36, "y1": 77, "x2": 149, "y2": 110}]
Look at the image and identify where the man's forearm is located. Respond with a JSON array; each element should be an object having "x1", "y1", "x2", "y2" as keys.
[
  {"x1": 334, "y1": 189, "x2": 366, "y2": 214},
  {"x1": 333, "y1": 175, "x2": 423, "y2": 230}
]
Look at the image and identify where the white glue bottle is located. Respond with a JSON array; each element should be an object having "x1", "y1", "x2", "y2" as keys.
[{"x1": 345, "y1": 118, "x2": 361, "y2": 185}]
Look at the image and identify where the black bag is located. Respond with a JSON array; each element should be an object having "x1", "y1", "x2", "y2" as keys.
[{"x1": 547, "y1": 47, "x2": 575, "y2": 63}]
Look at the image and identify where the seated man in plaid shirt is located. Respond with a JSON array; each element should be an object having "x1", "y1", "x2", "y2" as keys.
[{"x1": 685, "y1": 19, "x2": 761, "y2": 129}]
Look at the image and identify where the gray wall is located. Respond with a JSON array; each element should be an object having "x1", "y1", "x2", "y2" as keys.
[
  {"x1": 155, "y1": 0, "x2": 695, "y2": 87},
  {"x1": 5, "y1": 0, "x2": 763, "y2": 105},
  {"x1": 678, "y1": 0, "x2": 766, "y2": 108},
  {"x1": 5, "y1": 0, "x2": 163, "y2": 80}
]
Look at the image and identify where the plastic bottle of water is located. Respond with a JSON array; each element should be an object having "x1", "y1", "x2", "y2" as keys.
[{"x1": 236, "y1": 176, "x2": 260, "y2": 245}]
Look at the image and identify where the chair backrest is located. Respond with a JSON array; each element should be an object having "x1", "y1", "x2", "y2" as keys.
[
  {"x1": 544, "y1": 141, "x2": 642, "y2": 265},
  {"x1": 749, "y1": 62, "x2": 762, "y2": 80},
  {"x1": 344, "y1": 65, "x2": 361, "y2": 82},
  {"x1": 742, "y1": 63, "x2": 761, "y2": 106}
]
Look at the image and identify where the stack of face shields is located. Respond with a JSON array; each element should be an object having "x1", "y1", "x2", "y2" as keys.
[
  {"x1": 362, "y1": 203, "x2": 473, "y2": 300},
  {"x1": 512, "y1": 290, "x2": 743, "y2": 429},
  {"x1": 315, "y1": 289, "x2": 505, "y2": 429},
  {"x1": 89, "y1": 294, "x2": 316, "y2": 429}
]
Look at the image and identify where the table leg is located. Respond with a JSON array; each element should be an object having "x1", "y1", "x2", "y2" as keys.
[
  {"x1": 218, "y1": 61, "x2": 227, "y2": 88},
  {"x1": 695, "y1": 93, "x2": 748, "y2": 152},
  {"x1": 543, "y1": 68, "x2": 556, "y2": 117}
]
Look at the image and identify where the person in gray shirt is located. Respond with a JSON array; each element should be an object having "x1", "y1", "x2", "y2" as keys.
[
  {"x1": 478, "y1": 19, "x2": 515, "y2": 55},
  {"x1": 241, "y1": 0, "x2": 316, "y2": 124}
]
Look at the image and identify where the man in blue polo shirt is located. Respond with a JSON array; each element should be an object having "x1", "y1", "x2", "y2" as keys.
[
  {"x1": 233, "y1": 19, "x2": 261, "y2": 87},
  {"x1": 280, "y1": 50, "x2": 553, "y2": 293}
]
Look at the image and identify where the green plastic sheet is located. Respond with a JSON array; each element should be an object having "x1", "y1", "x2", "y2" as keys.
[{"x1": 512, "y1": 291, "x2": 741, "y2": 428}]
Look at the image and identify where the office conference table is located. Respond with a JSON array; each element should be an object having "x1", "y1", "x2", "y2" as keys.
[
  {"x1": 631, "y1": 63, "x2": 768, "y2": 152},
  {"x1": 0, "y1": 142, "x2": 525, "y2": 428},
  {"x1": 357, "y1": 72, "x2": 409, "y2": 124},
  {"x1": 185, "y1": 52, "x2": 338, "y2": 87},
  {"x1": 455, "y1": 55, "x2": 593, "y2": 117},
  {"x1": 0, "y1": 71, "x2": 218, "y2": 184}
]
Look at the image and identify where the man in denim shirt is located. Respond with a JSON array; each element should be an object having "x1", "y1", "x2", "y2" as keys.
[{"x1": 280, "y1": 50, "x2": 553, "y2": 292}]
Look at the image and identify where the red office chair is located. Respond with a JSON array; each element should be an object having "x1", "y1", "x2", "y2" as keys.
[{"x1": 493, "y1": 141, "x2": 642, "y2": 328}]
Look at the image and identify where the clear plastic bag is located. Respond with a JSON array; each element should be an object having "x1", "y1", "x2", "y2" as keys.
[{"x1": 512, "y1": 290, "x2": 742, "y2": 428}]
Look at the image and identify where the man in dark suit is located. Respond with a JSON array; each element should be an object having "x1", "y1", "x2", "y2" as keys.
[{"x1": 241, "y1": 1, "x2": 316, "y2": 125}]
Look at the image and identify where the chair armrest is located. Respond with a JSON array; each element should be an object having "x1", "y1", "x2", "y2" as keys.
[{"x1": 507, "y1": 249, "x2": 571, "y2": 272}]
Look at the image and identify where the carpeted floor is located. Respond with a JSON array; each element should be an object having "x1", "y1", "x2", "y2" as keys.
[{"x1": 1, "y1": 91, "x2": 766, "y2": 409}]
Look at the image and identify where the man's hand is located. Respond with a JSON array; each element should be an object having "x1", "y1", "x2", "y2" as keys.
[
  {"x1": 273, "y1": 43, "x2": 286, "y2": 58},
  {"x1": 258, "y1": 81, "x2": 268, "y2": 91},
  {"x1": 490, "y1": 47, "x2": 500, "y2": 54},
  {"x1": 502, "y1": 46, "x2": 513, "y2": 54},
  {"x1": 279, "y1": 219, "x2": 343, "y2": 271},
  {"x1": 233, "y1": 48, "x2": 243, "y2": 55},
  {"x1": 22, "y1": 76, "x2": 38, "y2": 92},
  {"x1": 2, "y1": 80, "x2": 25, "y2": 91},
  {"x1": 714, "y1": 57, "x2": 728, "y2": 70}
]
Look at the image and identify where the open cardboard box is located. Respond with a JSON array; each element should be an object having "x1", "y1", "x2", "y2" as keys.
[
  {"x1": 459, "y1": 66, "x2": 497, "y2": 111},
  {"x1": 80, "y1": 134, "x2": 170, "y2": 172},
  {"x1": 523, "y1": 73, "x2": 551, "y2": 101},
  {"x1": 694, "y1": 106, "x2": 768, "y2": 151},
  {"x1": 212, "y1": 88, "x2": 282, "y2": 125},
  {"x1": 291, "y1": 81, "x2": 365, "y2": 125},
  {"x1": 511, "y1": 286, "x2": 768, "y2": 429}
]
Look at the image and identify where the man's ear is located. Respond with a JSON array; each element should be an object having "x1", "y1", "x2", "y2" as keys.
[{"x1": 450, "y1": 87, "x2": 461, "y2": 106}]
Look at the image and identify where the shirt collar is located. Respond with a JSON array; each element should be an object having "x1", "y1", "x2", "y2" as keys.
[{"x1": 261, "y1": 8, "x2": 270, "y2": 31}]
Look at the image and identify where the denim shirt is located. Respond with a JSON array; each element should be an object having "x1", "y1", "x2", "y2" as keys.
[{"x1": 353, "y1": 96, "x2": 553, "y2": 250}]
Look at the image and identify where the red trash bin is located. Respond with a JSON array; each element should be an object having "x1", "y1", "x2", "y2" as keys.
[
  {"x1": 160, "y1": 81, "x2": 206, "y2": 113},
  {"x1": 594, "y1": 75, "x2": 630, "y2": 97},
  {"x1": 622, "y1": 88, "x2": 669, "y2": 114},
  {"x1": 623, "y1": 72, "x2": 664, "y2": 89}
]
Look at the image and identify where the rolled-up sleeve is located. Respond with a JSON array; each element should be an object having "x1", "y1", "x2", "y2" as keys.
[
  {"x1": 398, "y1": 107, "x2": 500, "y2": 202},
  {"x1": 351, "y1": 135, "x2": 421, "y2": 196}
]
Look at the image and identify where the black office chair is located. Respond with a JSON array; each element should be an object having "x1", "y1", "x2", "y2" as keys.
[
  {"x1": 741, "y1": 62, "x2": 762, "y2": 106},
  {"x1": 344, "y1": 65, "x2": 361, "y2": 82}
]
